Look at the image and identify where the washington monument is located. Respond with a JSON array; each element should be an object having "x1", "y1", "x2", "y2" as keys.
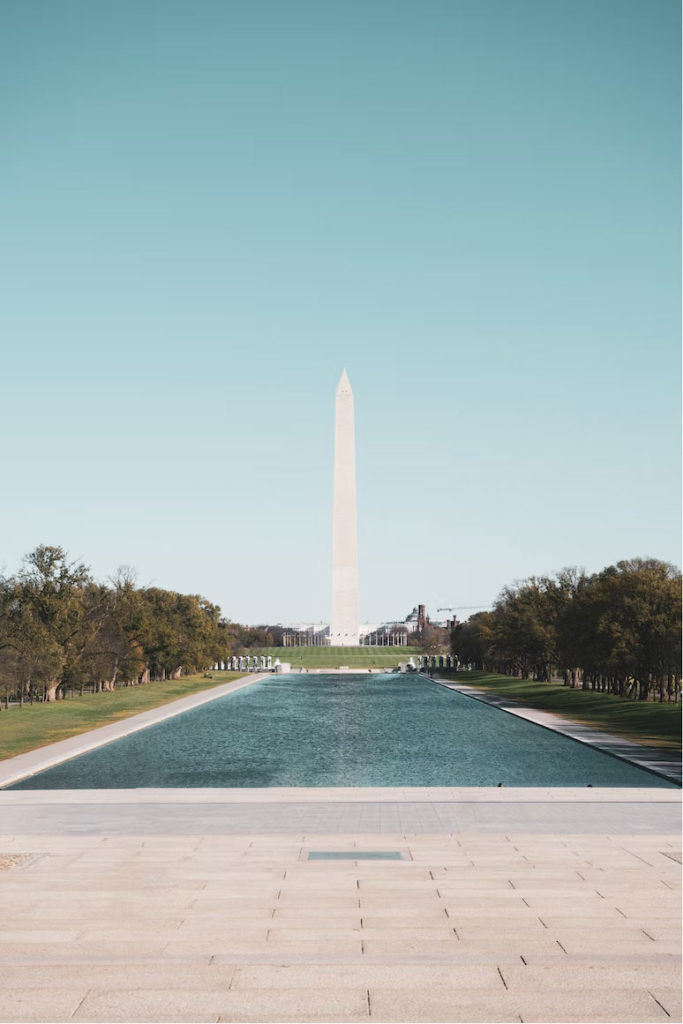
[{"x1": 330, "y1": 369, "x2": 359, "y2": 646}]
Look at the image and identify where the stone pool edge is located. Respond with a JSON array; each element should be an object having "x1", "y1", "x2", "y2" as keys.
[
  {"x1": 433, "y1": 675, "x2": 682, "y2": 786},
  {"x1": 0, "y1": 673, "x2": 269, "y2": 789}
]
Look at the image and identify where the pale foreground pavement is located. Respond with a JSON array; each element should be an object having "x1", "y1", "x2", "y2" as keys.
[{"x1": 0, "y1": 788, "x2": 680, "y2": 1024}]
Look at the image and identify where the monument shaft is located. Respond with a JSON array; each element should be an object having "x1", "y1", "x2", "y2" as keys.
[{"x1": 331, "y1": 370, "x2": 359, "y2": 646}]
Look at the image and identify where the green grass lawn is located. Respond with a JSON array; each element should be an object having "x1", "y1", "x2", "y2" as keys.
[
  {"x1": 442, "y1": 670, "x2": 682, "y2": 750},
  {"x1": 253, "y1": 646, "x2": 418, "y2": 669},
  {"x1": 0, "y1": 671, "x2": 243, "y2": 762}
]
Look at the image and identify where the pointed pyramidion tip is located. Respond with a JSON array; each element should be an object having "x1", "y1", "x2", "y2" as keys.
[{"x1": 337, "y1": 369, "x2": 352, "y2": 394}]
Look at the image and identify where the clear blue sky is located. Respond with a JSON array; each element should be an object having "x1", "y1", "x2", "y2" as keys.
[{"x1": 1, "y1": 0, "x2": 680, "y2": 625}]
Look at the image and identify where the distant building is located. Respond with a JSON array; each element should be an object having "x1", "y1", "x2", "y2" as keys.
[
  {"x1": 281, "y1": 623, "x2": 330, "y2": 647},
  {"x1": 280, "y1": 604, "x2": 451, "y2": 647}
]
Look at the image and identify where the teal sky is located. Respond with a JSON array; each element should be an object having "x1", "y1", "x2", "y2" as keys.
[{"x1": 1, "y1": 0, "x2": 680, "y2": 625}]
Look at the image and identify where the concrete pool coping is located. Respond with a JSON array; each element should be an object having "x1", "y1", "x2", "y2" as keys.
[
  {"x1": 0, "y1": 785, "x2": 679, "y2": 838},
  {"x1": 0, "y1": 786, "x2": 678, "y2": 803},
  {"x1": 0, "y1": 670, "x2": 680, "y2": 790}
]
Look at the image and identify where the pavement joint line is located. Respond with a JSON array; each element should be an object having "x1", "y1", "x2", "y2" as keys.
[
  {"x1": 71, "y1": 990, "x2": 91, "y2": 1017},
  {"x1": 622, "y1": 846, "x2": 655, "y2": 866},
  {"x1": 648, "y1": 991, "x2": 672, "y2": 1017},
  {"x1": 1, "y1": 952, "x2": 679, "y2": 966}
]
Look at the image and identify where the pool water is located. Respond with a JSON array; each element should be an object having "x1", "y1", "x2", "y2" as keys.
[{"x1": 9, "y1": 674, "x2": 676, "y2": 788}]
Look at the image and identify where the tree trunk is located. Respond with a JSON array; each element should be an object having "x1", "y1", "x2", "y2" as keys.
[
  {"x1": 104, "y1": 660, "x2": 119, "y2": 692},
  {"x1": 45, "y1": 681, "x2": 59, "y2": 702},
  {"x1": 103, "y1": 673, "x2": 118, "y2": 692}
]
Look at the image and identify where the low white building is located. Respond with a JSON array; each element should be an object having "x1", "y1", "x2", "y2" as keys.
[{"x1": 280, "y1": 606, "x2": 442, "y2": 647}]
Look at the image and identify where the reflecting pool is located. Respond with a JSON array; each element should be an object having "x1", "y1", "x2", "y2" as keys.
[{"x1": 9, "y1": 674, "x2": 676, "y2": 788}]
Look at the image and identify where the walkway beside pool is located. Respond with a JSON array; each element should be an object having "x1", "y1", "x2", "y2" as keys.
[
  {"x1": 0, "y1": 786, "x2": 680, "y2": 836},
  {"x1": 0, "y1": 787, "x2": 680, "y2": 1023}
]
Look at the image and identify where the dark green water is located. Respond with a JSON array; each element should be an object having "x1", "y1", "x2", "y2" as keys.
[{"x1": 9, "y1": 674, "x2": 676, "y2": 788}]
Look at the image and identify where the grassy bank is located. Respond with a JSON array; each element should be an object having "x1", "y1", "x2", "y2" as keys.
[
  {"x1": 0, "y1": 671, "x2": 244, "y2": 762},
  {"x1": 442, "y1": 671, "x2": 682, "y2": 750},
  {"x1": 253, "y1": 646, "x2": 417, "y2": 669}
]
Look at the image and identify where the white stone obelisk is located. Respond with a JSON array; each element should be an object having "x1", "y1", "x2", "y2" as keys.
[{"x1": 330, "y1": 369, "x2": 359, "y2": 646}]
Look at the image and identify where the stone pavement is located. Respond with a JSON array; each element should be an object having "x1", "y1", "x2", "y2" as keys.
[
  {"x1": 0, "y1": 789, "x2": 680, "y2": 1023},
  {"x1": 0, "y1": 787, "x2": 680, "y2": 836}
]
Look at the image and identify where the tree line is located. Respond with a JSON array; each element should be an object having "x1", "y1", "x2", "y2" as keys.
[
  {"x1": 452, "y1": 558, "x2": 681, "y2": 702},
  {"x1": 0, "y1": 545, "x2": 257, "y2": 705},
  {"x1": 2, "y1": 546, "x2": 679, "y2": 706}
]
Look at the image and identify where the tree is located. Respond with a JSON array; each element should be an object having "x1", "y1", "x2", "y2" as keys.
[
  {"x1": 0, "y1": 546, "x2": 241, "y2": 703},
  {"x1": 452, "y1": 558, "x2": 681, "y2": 703},
  {"x1": 16, "y1": 546, "x2": 91, "y2": 701},
  {"x1": 451, "y1": 611, "x2": 495, "y2": 669},
  {"x1": 418, "y1": 623, "x2": 450, "y2": 656}
]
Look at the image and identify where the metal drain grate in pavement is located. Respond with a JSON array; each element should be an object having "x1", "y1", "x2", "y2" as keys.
[{"x1": 307, "y1": 851, "x2": 403, "y2": 860}]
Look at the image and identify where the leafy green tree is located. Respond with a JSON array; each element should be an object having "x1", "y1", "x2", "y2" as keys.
[
  {"x1": 0, "y1": 573, "x2": 65, "y2": 705},
  {"x1": 0, "y1": 547, "x2": 239, "y2": 703},
  {"x1": 16, "y1": 546, "x2": 91, "y2": 701},
  {"x1": 560, "y1": 559, "x2": 681, "y2": 700},
  {"x1": 453, "y1": 558, "x2": 681, "y2": 703},
  {"x1": 451, "y1": 611, "x2": 495, "y2": 669}
]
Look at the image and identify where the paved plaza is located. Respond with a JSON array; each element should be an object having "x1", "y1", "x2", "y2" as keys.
[
  {"x1": 0, "y1": 787, "x2": 680, "y2": 1024},
  {"x1": 0, "y1": 679, "x2": 680, "y2": 1022}
]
